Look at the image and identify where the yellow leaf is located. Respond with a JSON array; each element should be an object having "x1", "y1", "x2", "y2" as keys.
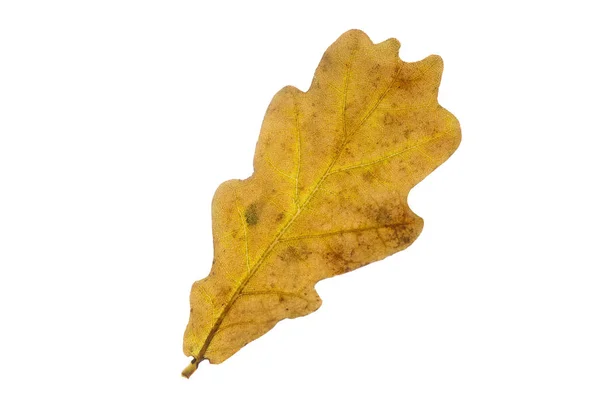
[{"x1": 182, "y1": 29, "x2": 461, "y2": 378}]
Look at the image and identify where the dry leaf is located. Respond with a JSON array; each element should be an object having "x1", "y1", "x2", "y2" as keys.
[{"x1": 182, "y1": 29, "x2": 461, "y2": 378}]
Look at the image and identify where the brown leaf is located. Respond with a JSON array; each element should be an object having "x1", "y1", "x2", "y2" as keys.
[{"x1": 182, "y1": 29, "x2": 461, "y2": 378}]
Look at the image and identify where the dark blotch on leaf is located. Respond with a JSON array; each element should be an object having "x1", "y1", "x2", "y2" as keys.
[{"x1": 245, "y1": 203, "x2": 259, "y2": 226}]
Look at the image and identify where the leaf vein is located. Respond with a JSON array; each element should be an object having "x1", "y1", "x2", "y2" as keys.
[
  {"x1": 327, "y1": 133, "x2": 446, "y2": 175},
  {"x1": 280, "y1": 222, "x2": 409, "y2": 242},
  {"x1": 240, "y1": 290, "x2": 310, "y2": 303}
]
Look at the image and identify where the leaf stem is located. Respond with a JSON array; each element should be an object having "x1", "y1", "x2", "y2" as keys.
[{"x1": 181, "y1": 358, "x2": 201, "y2": 379}]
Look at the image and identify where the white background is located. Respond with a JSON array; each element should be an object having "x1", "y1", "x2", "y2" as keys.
[{"x1": 1, "y1": 1, "x2": 599, "y2": 399}]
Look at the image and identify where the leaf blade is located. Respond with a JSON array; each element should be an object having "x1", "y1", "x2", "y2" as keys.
[{"x1": 182, "y1": 29, "x2": 461, "y2": 377}]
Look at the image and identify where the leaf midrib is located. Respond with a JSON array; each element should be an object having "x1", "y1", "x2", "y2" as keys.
[{"x1": 195, "y1": 61, "x2": 401, "y2": 362}]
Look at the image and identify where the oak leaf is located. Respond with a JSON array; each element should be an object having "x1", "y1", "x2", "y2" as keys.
[{"x1": 182, "y1": 29, "x2": 461, "y2": 378}]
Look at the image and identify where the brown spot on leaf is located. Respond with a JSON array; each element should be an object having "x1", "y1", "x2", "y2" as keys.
[
  {"x1": 320, "y1": 53, "x2": 331, "y2": 73},
  {"x1": 384, "y1": 113, "x2": 394, "y2": 126},
  {"x1": 279, "y1": 245, "x2": 311, "y2": 263},
  {"x1": 376, "y1": 207, "x2": 394, "y2": 224},
  {"x1": 245, "y1": 203, "x2": 259, "y2": 226}
]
